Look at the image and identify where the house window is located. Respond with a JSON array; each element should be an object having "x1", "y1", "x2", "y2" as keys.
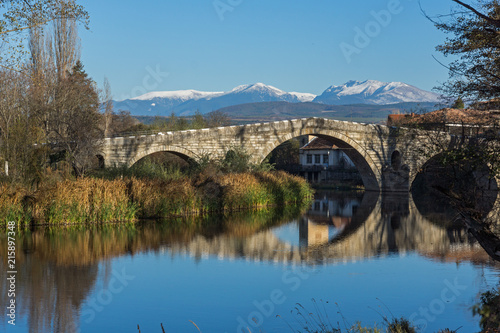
[
  {"x1": 314, "y1": 155, "x2": 321, "y2": 164},
  {"x1": 323, "y1": 154, "x2": 329, "y2": 164},
  {"x1": 306, "y1": 155, "x2": 312, "y2": 164}
]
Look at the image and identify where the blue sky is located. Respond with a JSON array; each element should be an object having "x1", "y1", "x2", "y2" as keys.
[{"x1": 79, "y1": 0, "x2": 459, "y2": 100}]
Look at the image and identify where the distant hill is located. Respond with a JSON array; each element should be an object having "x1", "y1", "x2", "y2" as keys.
[
  {"x1": 132, "y1": 101, "x2": 440, "y2": 125},
  {"x1": 214, "y1": 101, "x2": 439, "y2": 124}
]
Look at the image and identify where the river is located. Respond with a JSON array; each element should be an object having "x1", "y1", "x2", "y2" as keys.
[{"x1": 1, "y1": 190, "x2": 499, "y2": 333}]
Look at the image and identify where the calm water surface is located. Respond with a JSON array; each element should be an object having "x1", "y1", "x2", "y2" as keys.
[{"x1": 1, "y1": 191, "x2": 499, "y2": 333}]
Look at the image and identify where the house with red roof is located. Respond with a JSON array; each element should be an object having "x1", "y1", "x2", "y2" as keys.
[{"x1": 299, "y1": 137, "x2": 356, "y2": 183}]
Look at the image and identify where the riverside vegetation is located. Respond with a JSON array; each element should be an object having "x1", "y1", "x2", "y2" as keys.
[{"x1": 0, "y1": 148, "x2": 313, "y2": 226}]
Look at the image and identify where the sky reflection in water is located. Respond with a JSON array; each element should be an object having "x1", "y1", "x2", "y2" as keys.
[{"x1": 1, "y1": 190, "x2": 499, "y2": 333}]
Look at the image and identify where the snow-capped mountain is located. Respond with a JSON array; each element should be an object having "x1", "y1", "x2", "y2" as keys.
[
  {"x1": 113, "y1": 80, "x2": 441, "y2": 117},
  {"x1": 114, "y1": 83, "x2": 317, "y2": 116},
  {"x1": 289, "y1": 92, "x2": 316, "y2": 102},
  {"x1": 122, "y1": 90, "x2": 225, "y2": 115},
  {"x1": 313, "y1": 80, "x2": 442, "y2": 105},
  {"x1": 131, "y1": 89, "x2": 224, "y2": 102}
]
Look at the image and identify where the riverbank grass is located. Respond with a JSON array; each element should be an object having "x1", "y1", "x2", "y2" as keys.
[
  {"x1": 1, "y1": 170, "x2": 313, "y2": 226},
  {"x1": 0, "y1": 184, "x2": 31, "y2": 225}
]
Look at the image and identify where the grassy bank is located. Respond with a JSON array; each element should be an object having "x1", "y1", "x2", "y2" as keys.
[
  {"x1": 0, "y1": 204, "x2": 307, "y2": 267},
  {"x1": 0, "y1": 170, "x2": 313, "y2": 226}
]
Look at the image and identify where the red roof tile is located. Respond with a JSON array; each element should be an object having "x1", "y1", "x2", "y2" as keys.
[{"x1": 300, "y1": 137, "x2": 339, "y2": 150}]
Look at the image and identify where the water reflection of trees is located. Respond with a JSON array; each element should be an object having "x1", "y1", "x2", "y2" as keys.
[
  {"x1": 1, "y1": 192, "x2": 499, "y2": 332},
  {"x1": 0, "y1": 257, "x2": 98, "y2": 333},
  {"x1": 0, "y1": 205, "x2": 307, "y2": 332}
]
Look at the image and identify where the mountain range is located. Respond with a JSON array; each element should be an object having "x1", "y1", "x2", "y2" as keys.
[
  {"x1": 114, "y1": 80, "x2": 442, "y2": 117},
  {"x1": 314, "y1": 80, "x2": 442, "y2": 105}
]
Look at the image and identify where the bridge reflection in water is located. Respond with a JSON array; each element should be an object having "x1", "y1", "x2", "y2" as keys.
[
  {"x1": 173, "y1": 191, "x2": 493, "y2": 265},
  {"x1": 297, "y1": 193, "x2": 361, "y2": 247},
  {"x1": 0, "y1": 190, "x2": 498, "y2": 333}
]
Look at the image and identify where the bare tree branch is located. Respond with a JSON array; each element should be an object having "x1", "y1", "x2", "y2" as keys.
[{"x1": 452, "y1": 0, "x2": 500, "y2": 28}]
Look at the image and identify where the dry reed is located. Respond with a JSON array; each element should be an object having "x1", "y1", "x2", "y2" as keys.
[{"x1": 0, "y1": 170, "x2": 312, "y2": 226}]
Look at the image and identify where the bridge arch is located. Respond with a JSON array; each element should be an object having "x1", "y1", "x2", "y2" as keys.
[
  {"x1": 95, "y1": 152, "x2": 107, "y2": 168},
  {"x1": 409, "y1": 152, "x2": 442, "y2": 191},
  {"x1": 410, "y1": 151, "x2": 499, "y2": 189},
  {"x1": 411, "y1": 152, "x2": 499, "y2": 218},
  {"x1": 96, "y1": 154, "x2": 105, "y2": 169},
  {"x1": 258, "y1": 129, "x2": 381, "y2": 191},
  {"x1": 127, "y1": 145, "x2": 197, "y2": 167}
]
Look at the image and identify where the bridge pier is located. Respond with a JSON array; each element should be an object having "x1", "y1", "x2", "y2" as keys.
[{"x1": 381, "y1": 164, "x2": 410, "y2": 192}]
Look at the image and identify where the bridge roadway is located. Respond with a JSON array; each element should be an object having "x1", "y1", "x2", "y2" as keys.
[{"x1": 101, "y1": 118, "x2": 438, "y2": 192}]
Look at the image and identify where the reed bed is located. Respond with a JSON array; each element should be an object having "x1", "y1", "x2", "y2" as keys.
[
  {"x1": 0, "y1": 184, "x2": 31, "y2": 225},
  {"x1": 0, "y1": 171, "x2": 313, "y2": 226},
  {"x1": 255, "y1": 171, "x2": 313, "y2": 205},
  {"x1": 219, "y1": 173, "x2": 271, "y2": 210},
  {"x1": 127, "y1": 177, "x2": 200, "y2": 218},
  {"x1": 33, "y1": 178, "x2": 136, "y2": 224}
]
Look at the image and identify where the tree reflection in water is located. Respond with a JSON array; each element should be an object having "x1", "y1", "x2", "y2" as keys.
[{"x1": 0, "y1": 189, "x2": 499, "y2": 332}]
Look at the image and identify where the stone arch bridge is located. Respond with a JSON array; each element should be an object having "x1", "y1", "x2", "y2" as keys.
[{"x1": 101, "y1": 117, "x2": 438, "y2": 192}]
